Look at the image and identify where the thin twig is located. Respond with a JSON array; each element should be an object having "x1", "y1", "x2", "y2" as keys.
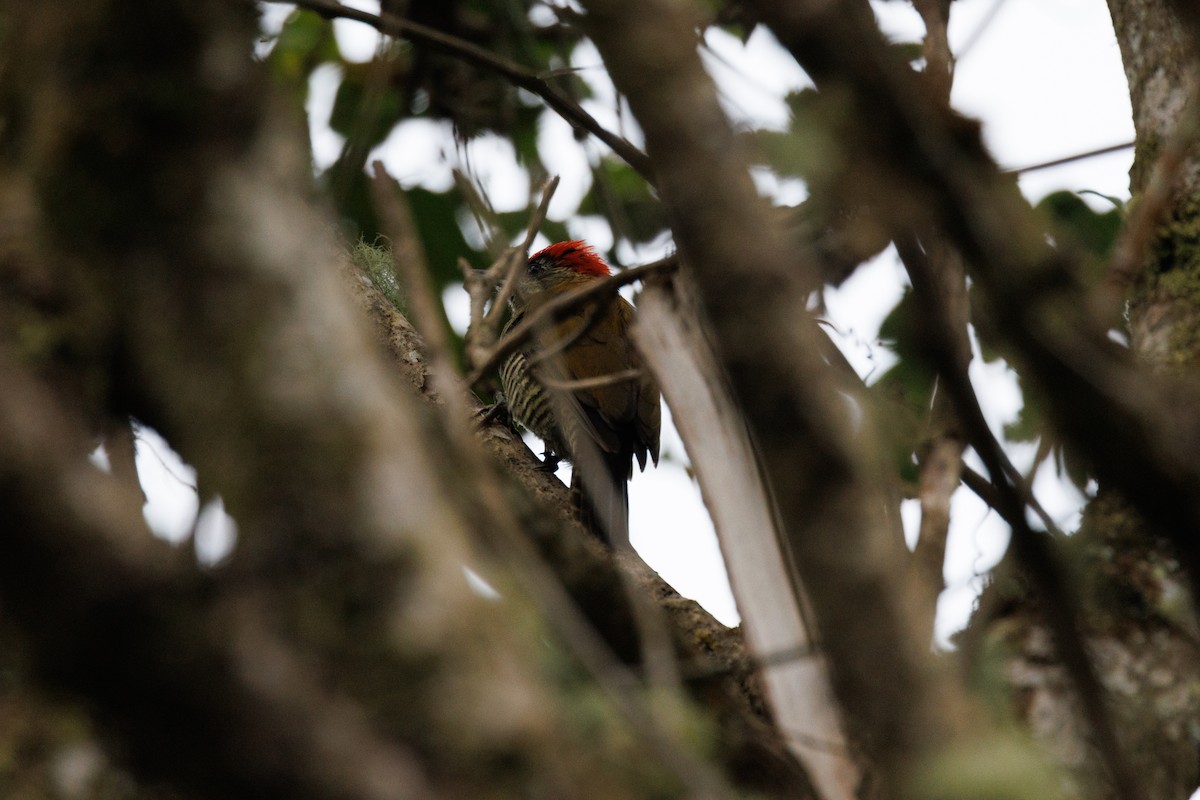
[
  {"x1": 956, "y1": 0, "x2": 1009, "y2": 60},
  {"x1": 959, "y1": 463, "x2": 1000, "y2": 510},
  {"x1": 539, "y1": 368, "x2": 643, "y2": 392},
  {"x1": 285, "y1": 0, "x2": 655, "y2": 181},
  {"x1": 1005, "y1": 140, "x2": 1135, "y2": 175},
  {"x1": 958, "y1": 462, "x2": 1064, "y2": 536},
  {"x1": 458, "y1": 256, "x2": 491, "y2": 353},
  {"x1": 486, "y1": 176, "x2": 560, "y2": 329},
  {"x1": 465, "y1": 255, "x2": 677, "y2": 387},
  {"x1": 452, "y1": 168, "x2": 505, "y2": 259},
  {"x1": 526, "y1": 302, "x2": 604, "y2": 367},
  {"x1": 132, "y1": 425, "x2": 199, "y2": 494},
  {"x1": 462, "y1": 177, "x2": 560, "y2": 370}
]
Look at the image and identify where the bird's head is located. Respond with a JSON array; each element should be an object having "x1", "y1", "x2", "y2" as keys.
[{"x1": 513, "y1": 240, "x2": 610, "y2": 306}]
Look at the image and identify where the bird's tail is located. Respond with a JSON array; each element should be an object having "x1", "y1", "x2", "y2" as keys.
[{"x1": 570, "y1": 449, "x2": 629, "y2": 547}]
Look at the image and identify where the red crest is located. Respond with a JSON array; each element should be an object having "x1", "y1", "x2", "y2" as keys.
[{"x1": 531, "y1": 240, "x2": 611, "y2": 277}]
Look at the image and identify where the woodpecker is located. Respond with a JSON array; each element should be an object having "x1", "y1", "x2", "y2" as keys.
[{"x1": 499, "y1": 241, "x2": 660, "y2": 544}]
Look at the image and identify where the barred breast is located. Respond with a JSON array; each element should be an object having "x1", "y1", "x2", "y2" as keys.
[{"x1": 500, "y1": 350, "x2": 560, "y2": 450}]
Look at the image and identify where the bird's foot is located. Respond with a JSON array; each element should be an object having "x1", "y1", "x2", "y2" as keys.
[
  {"x1": 537, "y1": 449, "x2": 563, "y2": 473},
  {"x1": 475, "y1": 398, "x2": 513, "y2": 429}
]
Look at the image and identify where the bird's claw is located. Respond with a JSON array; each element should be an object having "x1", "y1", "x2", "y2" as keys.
[
  {"x1": 537, "y1": 449, "x2": 562, "y2": 473},
  {"x1": 475, "y1": 398, "x2": 513, "y2": 429}
]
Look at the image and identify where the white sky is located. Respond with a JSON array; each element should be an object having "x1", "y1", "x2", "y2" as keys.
[{"x1": 138, "y1": 0, "x2": 1135, "y2": 641}]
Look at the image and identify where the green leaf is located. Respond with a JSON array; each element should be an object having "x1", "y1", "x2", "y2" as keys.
[
  {"x1": 747, "y1": 89, "x2": 847, "y2": 181},
  {"x1": 578, "y1": 160, "x2": 666, "y2": 244},
  {"x1": 329, "y1": 63, "x2": 408, "y2": 149},
  {"x1": 266, "y1": 10, "x2": 340, "y2": 85},
  {"x1": 407, "y1": 187, "x2": 487, "y2": 285},
  {"x1": 888, "y1": 41, "x2": 925, "y2": 65},
  {"x1": 874, "y1": 356, "x2": 936, "y2": 418},
  {"x1": 1002, "y1": 400, "x2": 1041, "y2": 444},
  {"x1": 870, "y1": 373, "x2": 926, "y2": 484},
  {"x1": 1035, "y1": 189, "x2": 1122, "y2": 261},
  {"x1": 510, "y1": 106, "x2": 545, "y2": 169},
  {"x1": 878, "y1": 288, "x2": 929, "y2": 363},
  {"x1": 1055, "y1": 444, "x2": 1093, "y2": 494}
]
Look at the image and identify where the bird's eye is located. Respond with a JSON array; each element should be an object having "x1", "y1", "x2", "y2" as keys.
[{"x1": 528, "y1": 258, "x2": 547, "y2": 274}]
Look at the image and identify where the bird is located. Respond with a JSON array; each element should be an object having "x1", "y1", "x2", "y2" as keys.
[{"x1": 499, "y1": 241, "x2": 660, "y2": 544}]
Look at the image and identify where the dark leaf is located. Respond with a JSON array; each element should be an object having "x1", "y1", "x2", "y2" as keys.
[
  {"x1": 267, "y1": 10, "x2": 340, "y2": 81},
  {"x1": 578, "y1": 160, "x2": 667, "y2": 243},
  {"x1": 330, "y1": 62, "x2": 409, "y2": 149}
]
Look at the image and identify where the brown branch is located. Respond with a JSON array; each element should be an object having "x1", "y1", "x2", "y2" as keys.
[
  {"x1": 635, "y1": 278, "x2": 853, "y2": 799},
  {"x1": 285, "y1": 0, "x2": 655, "y2": 182},
  {"x1": 912, "y1": 0, "x2": 953, "y2": 102},
  {"x1": 452, "y1": 168, "x2": 505, "y2": 259},
  {"x1": 893, "y1": 0, "x2": 967, "y2": 633},
  {"x1": 912, "y1": 435, "x2": 961, "y2": 627},
  {"x1": 955, "y1": 0, "x2": 1009, "y2": 59}
]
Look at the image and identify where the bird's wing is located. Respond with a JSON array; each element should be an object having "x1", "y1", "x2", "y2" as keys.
[{"x1": 548, "y1": 297, "x2": 639, "y2": 455}]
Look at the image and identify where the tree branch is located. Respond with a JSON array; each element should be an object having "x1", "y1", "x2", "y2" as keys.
[
  {"x1": 634, "y1": 276, "x2": 847, "y2": 800},
  {"x1": 284, "y1": 0, "x2": 655, "y2": 181}
]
